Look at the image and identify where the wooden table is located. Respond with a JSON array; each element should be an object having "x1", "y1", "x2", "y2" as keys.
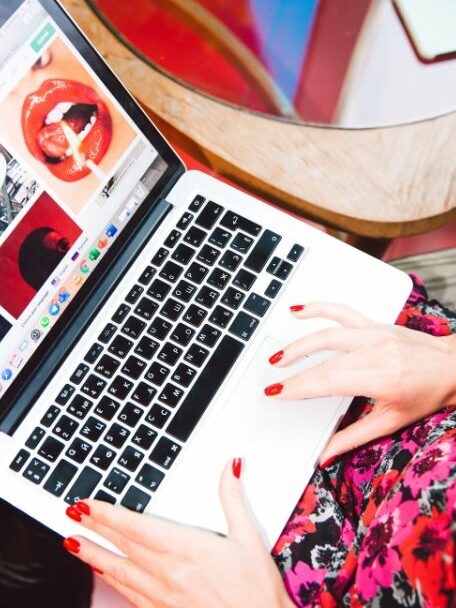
[{"x1": 62, "y1": 0, "x2": 456, "y2": 255}]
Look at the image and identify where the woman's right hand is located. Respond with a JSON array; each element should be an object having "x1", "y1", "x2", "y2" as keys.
[{"x1": 266, "y1": 303, "x2": 456, "y2": 464}]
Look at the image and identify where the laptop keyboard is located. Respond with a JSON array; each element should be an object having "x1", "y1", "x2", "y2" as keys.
[{"x1": 10, "y1": 195, "x2": 305, "y2": 513}]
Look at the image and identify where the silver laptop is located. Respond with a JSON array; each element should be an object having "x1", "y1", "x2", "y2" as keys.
[{"x1": 0, "y1": 0, "x2": 412, "y2": 551}]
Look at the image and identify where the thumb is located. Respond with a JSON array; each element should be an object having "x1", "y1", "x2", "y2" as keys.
[{"x1": 219, "y1": 459, "x2": 260, "y2": 543}]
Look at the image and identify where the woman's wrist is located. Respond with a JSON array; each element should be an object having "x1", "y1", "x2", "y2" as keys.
[{"x1": 443, "y1": 333, "x2": 456, "y2": 405}]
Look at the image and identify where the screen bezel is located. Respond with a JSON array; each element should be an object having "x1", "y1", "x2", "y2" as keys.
[{"x1": 0, "y1": 0, "x2": 185, "y2": 418}]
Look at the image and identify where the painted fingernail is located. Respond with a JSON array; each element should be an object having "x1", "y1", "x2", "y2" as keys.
[
  {"x1": 76, "y1": 501, "x2": 90, "y2": 516},
  {"x1": 232, "y1": 458, "x2": 242, "y2": 479},
  {"x1": 66, "y1": 505, "x2": 82, "y2": 523},
  {"x1": 320, "y1": 455, "x2": 338, "y2": 469},
  {"x1": 264, "y1": 383, "x2": 283, "y2": 397},
  {"x1": 63, "y1": 537, "x2": 80, "y2": 554},
  {"x1": 290, "y1": 305, "x2": 305, "y2": 312},
  {"x1": 92, "y1": 567, "x2": 104, "y2": 576},
  {"x1": 269, "y1": 350, "x2": 284, "y2": 365}
]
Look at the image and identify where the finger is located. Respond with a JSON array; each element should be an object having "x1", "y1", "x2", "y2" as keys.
[
  {"x1": 219, "y1": 459, "x2": 261, "y2": 544},
  {"x1": 101, "y1": 574, "x2": 157, "y2": 608},
  {"x1": 290, "y1": 302, "x2": 374, "y2": 329}
]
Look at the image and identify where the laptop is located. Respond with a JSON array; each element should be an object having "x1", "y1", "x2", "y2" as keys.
[{"x1": 0, "y1": 0, "x2": 412, "y2": 551}]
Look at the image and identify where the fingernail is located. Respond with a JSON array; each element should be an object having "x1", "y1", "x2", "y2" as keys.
[
  {"x1": 290, "y1": 305, "x2": 305, "y2": 312},
  {"x1": 264, "y1": 383, "x2": 283, "y2": 397},
  {"x1": 63, "y1": 537, "x2": 80, "y2": 554},
  {"x1": 269, "y1": 350, "x2": 284, "y2": 365},
  {"x1": 76, "y1": 501, "x2": 90, "y2": 516},
  {"x1": 92, "y1": 567, "x2": 104, "y2": 575},
  {"x1": 232, "y1": 458, "x2": 242, "y2": 479},
  {"x1": 66, "y1": 505, "x2": 82, "y2": 523},
  {"x1": 320, "y1": 455, "x2": 338, "y2": 469}
]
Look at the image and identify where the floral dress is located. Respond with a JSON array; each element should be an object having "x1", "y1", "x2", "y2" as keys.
[{"x1": 273, "y1": 275, "x2": 456, "y2": 607}]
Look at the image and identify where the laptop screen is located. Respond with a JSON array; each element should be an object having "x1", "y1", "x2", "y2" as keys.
[{"x1": 0, "y1": 0, "x2": 182, "y2": 402}]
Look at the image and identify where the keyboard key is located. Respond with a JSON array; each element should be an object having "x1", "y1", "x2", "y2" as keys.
[
  {"x1": 135, "y1": 336, "x2": 160, "y2": 360},
  {"x1": 131, "y1": 382, "x2": 157, "y2": 406},
  {"x1": 233, "y1": 268, "x2": 256, "y2": 291},
  {"x1": 105, "y1": 423, "x2": 130, "y2": 449},
  {"x1": 164, "y1": 229, "x2": 182, "y2": 248},
  {"x1": 70, "y1": 363, "x2": 89, "y2": 385},
  {"x1": 81, "y1": 374, "x2": 107, "y2": 399},
  {"x1": 147, "y1": 279, "x2": 171, "y2": 302},
  {"x1": 195, "y1": 201, "x2": 224, "y2": 230},
  {"x1": 90, "y1": 444, "x2": 116, "y2": 470},
  {"x1": 40, "y1": 405, "x2": 60, "y2": 428},
  {"x1": 147, "y1": 317, "x2": 172, "y2": 341},
  {"x1": 171, "y1": 364, "x2": 197, "y2": 388},
  {"x1": 138, "y1": 266, "x2": 156, "y2": 286},
  {"x1": 158, "y1": 383, "x2": 184, "y2": 408},
  {"x1": 189, "y1": 194, "x2": 206, "y2": 212},
  {"x1": 207, "y1": 267, "x2": 231, "y2": 290},
  {"x1": 275, "y1": 260, "x2": 293, "y2": 280},
  {"x1": 134, "y1": 297, "x2": 158, "y2": 321},
  {"x1": 184, "y1": 344, "x2": 209, "y2": 367},
  {"x1": 121, "y1": 486, "x2": 151, "y2": 512},
  {"x1": 196, "y1": 286, "x2": 219, "y2": 308},
  {"x1": 176, "y1": 211, "x2": 193, "y2": 230},
  {"x1": 125, "y1": 284, "x2": 144, "y2": 305},
  {"x1": 196, "y1": 324, "x2": 221, "y2": 347},
  {"x1": 151, "y1": 247, "x2": 169, "y2": 267},
  {"x1": 209, "y1": 305, "x2": 233, "y2": 328},
  {"x1": 266, "y1": 256, "x2": 281, "y2": 275},
  {"x1": 108, "y1": 376, "x2": 134, "y2": 400},
  {"x1": 38, "y1": 437, "x2": 64, "y2": 463},
  {"x1": 118, "y1": 403, "x2": 143, "y2": 428},
  {"x1": 222, "y1": 287, "x2": 245, "y2": 310},
  {"x1": 43, "y1": 459, "x2": 77, "y2": 497},
  {"x1": 231, "y1": 232, "x2": 254, "y2": 253},
  {"x1": 98, "y1": 323, "x2": 117, "y2": 344},
  {"x1": 108, "y1": 335, "x2": 133, "y2": 358},
  {"x1": 265, "y1": 279, "x2": 282, "y2": 298},
  {"x1": 94, "y1": 396, "x2": 120, "y2": 421},
  {"x1": 53, "y1": 415, "x2": 79, "y2": 441},
  {"x1": 244, "y1": 293, "x2": 271, "y2": 317},
  {"x1": 136, "y1": 463, "x2": 165, "y2": 492},
  {"x1": 184, "y1": 226, "x2": 207, "y2": 248},
  {"x1": 23, "y1": 458, "x2": 50, "y2": 485},
  {"x1": 64, "y1": 466, "x2": 102, "y2": 504},
  {"x1": 219, "y1": 251, "x2": 242, "y2": 272},
  {"x1": 104, "y1": 467, "x2": 130, "y2": 494},
  {"x1": 145, "y1": 404, "x2": 171, "y2": 429},
  {"x1": 209, "y1": 227, "x2": 231, "y2": 248},
  {"x1": 118, "y1": 447, "x2": 144, "y2": 472},
  {"x1": 229, "y1": 312, "x2": 260, "y2": 341},
  {"x1": 122, "y1": 316, "x2": 146, "y2": 339},
  {"x1": 287, "y1": 244, "x2": 305, "y2": 262},
  {"x1": 172, "y1": 280, "x2": 197, "y2": 303},
  {"x1": 144, "y1": 362, "x2": 170, "y2": 387},
  {"x1": 150, "y1": 437, "x2": 181, "y2": 470},
  {"x1": 170, "y1": 323, "x2": 195, "y2": 347},
  {"x1": 66, "y1": 437, "x2": 92, "y2": 464},
  {"x1": 220, "y1": 211, "x2": 261, "y2": 236},
  {"x1": 56, "y1": 384, "x2": 75, "y2": 405},
  {"x1": 84, "y1": 342, "x2": 104, "y2": 364},
  {"x1": 197, "y1": 245, "x2": 220, "y2": 266},
  {"x1": 183, "y1": 304, "x2": 207, "y2": 327},
  {"x1": 158, "y1": 343, "x2": 183, "y2": 366},
  {"x1": 161, "y1": 298, "x2": 185, "y2": 322},
  {"x1": 168, "y1": 336, "x2": 244, "y2": 442},
  {"x1": 95, "y1": 354, "x2": 120, "y2": 379},
  {"x1": 245, "y1": 230, "x2": 281, "y2": 272},
  {"x1": 94, "y1": 489, "x2": 116, "y2": 504},
  {"x1": 67, "y1": 395, "x2": 93, "y2": 420},
  {"x1": 160, "y1": 261, "x2": 183, "y2": 283},
  {"x1": 122, "y1": 356, "x2": 147, "y2": 380},
  {"x1": 10, "y1": 449, "x2": 30, "y2": 473},
  {"x1": 81, "y1": 417, "x2": 106, "y2": 442},
  {"x1": 172, "y1": 243, "x2": 195, "y2": 265},
  {"x1": 25, "y1": 427, "x2": 45, "y2": 449},
  {"x1": 185, "y1": 262, "x2": 208, "y2": 284},
  {"x1": 111, "y1": 304, "x2": 131, "y2": 328},
  {"x1": 132, "y1": 425, "x2": 157, "y2": 450}
]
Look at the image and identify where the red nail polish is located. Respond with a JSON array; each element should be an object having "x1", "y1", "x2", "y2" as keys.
[
  {"x1": 92, "y1": 567, "x2": 104, "y2": 575},
  {"x1": 320, "y1": 455, "x2": 338, "y2": 469},
  {"x1": 264, "y1": 383, "x2": 283, "y2": 397},
  {"x1": 66, "y1": 505, "x2": 82, "y2": 523},
  {"x1": 63, "y1": 537, "x2": 80, "y2": 554},
  {"x1": 269, "y1": 350, "x2": 284, "y2": 365},
  {"x1": 232, "y1": 458, "x2": 242, "y2": 479},
  {"x1": 290, "y1": 305, "x2": 305, "y2": 312},
  {"x1": 76, "y1": 501, "x2": 90, "y2": 516}
]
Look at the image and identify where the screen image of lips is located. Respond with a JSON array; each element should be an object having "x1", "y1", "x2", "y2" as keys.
[{"x1": 21, "y1": 79, "x2": 112, "y2": 182}]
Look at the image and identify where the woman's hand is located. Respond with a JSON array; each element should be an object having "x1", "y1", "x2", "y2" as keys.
[
  {"x1": 64, "y1": 460, "x2": 294, "y2": 608},
  {"x1": 266, "y1": 303, "x2": 456, "y2": 464}
]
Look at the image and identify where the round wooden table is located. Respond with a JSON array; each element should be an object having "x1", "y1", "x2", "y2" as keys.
[{"x1": 61, "y1": 0, "x2": 456, "y2": 255}]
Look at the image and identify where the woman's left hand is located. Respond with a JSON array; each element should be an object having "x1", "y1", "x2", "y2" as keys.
[{"x1": 64, "y1": 460, "x2": 294, "y2": 608}]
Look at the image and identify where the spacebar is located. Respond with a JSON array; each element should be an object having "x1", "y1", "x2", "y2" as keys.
[{"x1": 167, "y1": 336, "x2": 244, "y2": 442}]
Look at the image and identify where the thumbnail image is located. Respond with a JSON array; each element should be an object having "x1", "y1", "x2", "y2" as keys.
[
  {"x1": 0, "y1": 36, "x2": 136, "y2": 213},
  {"x1": 0, "y1": 192, "x2": 82, "y2": 319},
  {"x1": 140, "y1": 155, "x2": 168, "y2": 191},
  {"x1": 0, "y1": 315, "x2": 12, "y2": 343},
  {"x1": 0, "y1": 143, "x2": 39, "y2": 237}
]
